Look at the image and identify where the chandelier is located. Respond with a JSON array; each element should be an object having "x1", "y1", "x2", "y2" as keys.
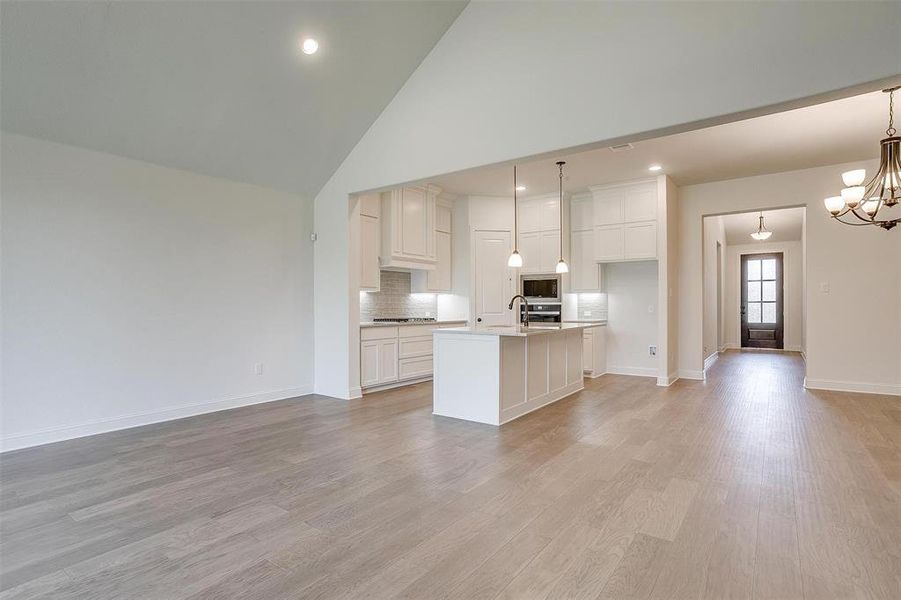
[
  {"x1": 824, "y1": 86, "x2": 900, "y2": 230},
  {"x1": 750, "y1": 212, "x2": 772, "y2": 240}
]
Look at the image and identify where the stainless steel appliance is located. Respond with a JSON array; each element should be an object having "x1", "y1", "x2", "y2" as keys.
[
  {"x1": 519, "y1": 275, "x2": 562, "y2": 322},
  {"x1": 521, "y1": 275, "x2": 561, "y2": 302}
]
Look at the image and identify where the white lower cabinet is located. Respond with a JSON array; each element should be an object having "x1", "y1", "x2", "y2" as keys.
[
  {"x1": 582, "y1": 326, "x2": 607, "y2": 378},
  {"x1": 362, "y1": 324, "x2": 457, "y2": 391}
]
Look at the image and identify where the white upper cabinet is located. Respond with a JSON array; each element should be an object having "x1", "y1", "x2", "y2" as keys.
[
  {"x1": 517, "y1": 194, "x2": 561, "y2": 274},
  {"x1": 538, "y1": 230, "x2": 560, "y2": 274},
  {"x1": 539, "y1": 197, "x2": 561, "y2": 230},
  {"x1": 570, "y1": 193, "x2": 593, "y2": 231},
  {"x1": 593, "y1": 188, "x2": 624, "y2": 226},
  {"x1": 590, "y1": 180, "x2": 658, "y2": 262},
  {"x1": 359, "y1": 193, "x2": 381, "y2": 291},
  {"x1": 570, "y1": 228, "x2": 603, "y2": 292},
  {"x1": 413, "y1": 198, "x2": 453, "y2": 292},
  {"x1": 380, "y1": 185, "x2": 438, "y2": 270},
  {"x1": 623, "y1": 183, "x2": 657, "y2": 222},
  {"x1": 518, "y1": 198, "x2": 541, "y2": 233}
]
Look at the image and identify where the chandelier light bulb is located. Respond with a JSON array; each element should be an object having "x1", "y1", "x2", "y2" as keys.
[
  {"x1": 840, "y1": 186, "x2": 865, "y2": 209},
  {"x1": 555, "y1": 259, "x2": 569, "y2": 274},
  {"x1": 507, "y1": 250, "x2": 523, "y2": 268},
  {"x1": 863, "y1": 198, "x2": 881, "y2": 216},
  {"x1": 824, "y1": 196, "x2": 845, "y2": 215},
  {"x1": 841, "y1": 169, "x2": 866, "y2": 187}
]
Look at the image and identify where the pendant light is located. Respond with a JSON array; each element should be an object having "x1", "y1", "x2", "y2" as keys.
[
  {"x1": 555, "y1": 161, "x2": 569, "y2": 274},
  {"x1": 507, "y1": 165, "x2": 523, "y2": 267},
  {"x1": 824, "y1": 86, "x2": 900, "y2": 230},
  {"x1": 750, "y1": 212, "x2": 772, "y2": 241}
]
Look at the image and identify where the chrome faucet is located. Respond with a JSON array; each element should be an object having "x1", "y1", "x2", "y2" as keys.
[{"x1": 508, "y1": 295, "x2": 530, "y2": 327}]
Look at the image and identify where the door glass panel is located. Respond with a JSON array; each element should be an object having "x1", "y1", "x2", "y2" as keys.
[
  {"x1": 747, "y1": 259, "x2": 761, "y2": 281},
  {"x1": 762, "y1": 280, "x2": 776, "y2": 301},
  {"x1": 762, "y1": 259, "x2": 776, "y2": 280},
  {"x1": 748, "y1": 302, "x2": 761, "y2": 323},
  {"x1": 762, "y1": 302, "x2": 776, "y2": 323},
  {"x1": 747, "y1": 281, "x2": 761, "y2": 302}
]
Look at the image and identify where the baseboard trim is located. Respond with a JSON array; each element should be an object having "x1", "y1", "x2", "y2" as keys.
[
  {"x1": 657, "y1": 372, "x2": 680, "y2": 387},
  {"x1": 678, "y1": 369, "x2": 705, "y2": 381},
  {"x1": 804, "y1": 378, "x2": 901, "y2": 397},
  {"x1": 606, "y1": 366, "x2": 658, "y2": 379},
  {"x1": 704, "y1": 352, "x2": 718, "y2": 372},
  {"x1": 362, "y1": 376, "x2": 432, "y2": 395},
  {"x1": 1, "y1": 385, "x2": 314, "y2": 453}
]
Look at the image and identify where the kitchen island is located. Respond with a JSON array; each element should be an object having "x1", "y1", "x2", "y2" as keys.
[{"x1": 432, "y1": 323, "x2": 595, "y2": 425}]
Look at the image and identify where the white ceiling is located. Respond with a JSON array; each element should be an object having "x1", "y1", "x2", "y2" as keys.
[
  {"x1": 431, "y1": 90, "x2": 890, "y2": 197},
  {"x1": 0, "y1": 1, "x2": 467, "y2": 197},
  {"x1": 720, "y1": 208, "x2": 805, "y2": 245}
]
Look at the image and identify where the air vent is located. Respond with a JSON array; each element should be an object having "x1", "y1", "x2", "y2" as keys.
[{"x1": 609, "y1": 143, "x2": 634, "y2": 152}]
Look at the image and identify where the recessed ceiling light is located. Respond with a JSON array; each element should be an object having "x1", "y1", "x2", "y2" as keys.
[
  {"x1": 515, "y1": 185, "x2": 526, "y2": 191},
  {"x1": 301, "y1": 38, "x2": 319, "y2": 55},
  {"x1": 648, "y1": 164, "x2": 663, "y2": 172}
]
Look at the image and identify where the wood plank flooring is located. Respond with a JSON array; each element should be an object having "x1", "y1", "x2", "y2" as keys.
[{"x1": 1, "y1": 351, "x2": 900, "y2": 599}]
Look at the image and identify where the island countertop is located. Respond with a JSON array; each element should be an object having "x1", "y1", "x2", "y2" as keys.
[{"x1": 434, "y1": 321, "x2": 604, "y2": 337}]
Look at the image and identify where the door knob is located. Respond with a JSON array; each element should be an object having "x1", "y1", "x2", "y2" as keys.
[{"x1": 477, "y1": 317, "x2": 482, "y2": 323}]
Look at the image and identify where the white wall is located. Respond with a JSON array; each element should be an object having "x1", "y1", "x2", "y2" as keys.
[
  {"x1": 702, "y1": 216, "x2": 726, "y2": 364},
  {"x1": 724, "y1": 241, "x2": 804, "y2": 352},
  {"x1": 315, "y1": 0, "x2": 899, "y2": 398},
  {"x1": 679, "y1": 160, "x2": 901, "y2": 395},
  {"x1": 1, "y1": 133, "x2": 314, "y2": 450},
  {"x1": 606, "y1": 261, "x2": 659, "y2": 378}
]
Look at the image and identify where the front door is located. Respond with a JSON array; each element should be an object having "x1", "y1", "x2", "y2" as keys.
[
  {"x1": 474, "y1": 230, "x2": 514, "y2": 326},
  {"x1": 741, "y1": 253, "x2": 784, "y2": 349}
]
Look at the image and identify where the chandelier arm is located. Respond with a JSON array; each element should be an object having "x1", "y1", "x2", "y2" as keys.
[
  {"x1": 832, "y1": 215, "x2": 879, "y2": 226},
  {"x1": 846, "y1": 207, "x2": 876, "y2": 223}
]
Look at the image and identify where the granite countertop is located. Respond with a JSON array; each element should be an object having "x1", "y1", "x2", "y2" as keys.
[
  {"x1": 360, "y1": 319, "x2": 468, "y2": 329},
  {"x1": 433, "y1": 322, "x2": 597, "y2": 337}
]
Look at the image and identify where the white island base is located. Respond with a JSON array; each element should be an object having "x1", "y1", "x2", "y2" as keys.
[{"x1": 432, "y1": 324, "x2": 589, "y2": 426}]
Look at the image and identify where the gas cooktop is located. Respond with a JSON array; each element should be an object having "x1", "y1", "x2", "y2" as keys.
[{"x1": 372, "y1": 317, "x2": 437, "y2": 323}]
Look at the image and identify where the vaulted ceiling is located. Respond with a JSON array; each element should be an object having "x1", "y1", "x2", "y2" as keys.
[{"x1": 0, "y1": 1, "x2": 467, "y2": 197}]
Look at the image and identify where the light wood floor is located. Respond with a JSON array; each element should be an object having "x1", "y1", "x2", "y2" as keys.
[{"x1": 2, "y1": 351, "x2": 900, "y2": 599}]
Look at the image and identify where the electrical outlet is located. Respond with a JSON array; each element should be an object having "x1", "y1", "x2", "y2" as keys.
[
  {"x1": 647, "y1": 305, "x2": 654, "y2": 313},
  {"x1": 649, "y1": 345, "x2": 657, "y2": 357},
  {"x1": 254, "y1": 362, "x2": 264, "y2": 376},
  {"x1": 425, "y1": 311, "x2": 431, "y2": 317}
]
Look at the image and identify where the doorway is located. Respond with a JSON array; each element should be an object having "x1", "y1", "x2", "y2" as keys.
[{"x1": 740, "y1": 252, "x2": 784, "y2": 349}]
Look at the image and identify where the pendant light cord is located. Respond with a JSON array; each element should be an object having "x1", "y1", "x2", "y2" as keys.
[
  {"x1": 557, "y1": 161, "x2": 565, "y2": 259},
  {"x1": 888, "y1": 88, "x2": 896, "y2": 137},
  {"x1": 513, "y1": 165, "x2": 518, "y2": 251}
]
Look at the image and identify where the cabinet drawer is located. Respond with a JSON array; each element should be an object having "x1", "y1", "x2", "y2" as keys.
[
  {"x1": 399, "y1": 335, "x2": 433, "y2": 358},
  {"x1": 361, "y1": 326, "x2": 398, "y2": 341},
  {"x1": 398, "y1": 324, "x2": 438, "y2": 338},
  {"x1": 399, "y1": 356, "x2": 433, "y2": 380}
]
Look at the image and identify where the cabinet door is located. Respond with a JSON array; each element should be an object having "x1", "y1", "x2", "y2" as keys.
[
  {"x1": 359, "y1": 193, "x2": 381, "y2": 218},
  {"x1": 518, "y1": 198, "x2": 540, "y2": 233},
  {"x1": 400, "y1": 187, "x2": 428, "y2": 258},
  {"x1": 539, "y1": 230, "x2": 560, "y2": 274},
  {"x1": 427, "y1": 230, "x2": 452, "y2": 292},
  {"x1": 623, "y1": 182, "x2": 657, "y2": 223},
  {"x1": 583, "y1": 331, "x2": 592, "y2": 371},
  {"x1": 360, "y1": 215, "x2": 380, "y2": 290},
  {"x1": 593, "y1": 188, "x2": 624, "y2": 226},
  {"x1": 361, "y1": 341, "x2": 380, "y2": 387},
  {"x1": 571, "y1": 229, "x2": 599, "y2": 291},
  {"x1": 623, "y1": 221, "x2": 657, "y2": 260},
  {"x1": 595, "y1": 225, "x2": 624, "y2": 262},
  {"x1": 518, "y1": 231, "x2": 540, "y2": 274},
  {"x1": 379, "y1": 340, "x2": 398, "y2": 383},
  {"x1": 436, "y1": 203, "x2": 452, "y2": 233},
  {"x1": 570, "y1": 194, "x2": 593, "y2": 231},
  {"x1": 540, "y1": 197, "x2": 560, "y2": 231}
]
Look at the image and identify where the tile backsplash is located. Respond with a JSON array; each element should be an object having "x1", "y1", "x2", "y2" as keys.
[
  {"x1": 576, "y1": 293, "x2": 608, "y2": 320},
  {"x1": 360, "y1": 270, "x2": 438, "y2": 321}
]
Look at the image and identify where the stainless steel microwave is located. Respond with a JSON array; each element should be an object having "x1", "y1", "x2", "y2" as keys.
[{"x1": 521, "y1": 275, "x2": 561, "y2": 302}]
